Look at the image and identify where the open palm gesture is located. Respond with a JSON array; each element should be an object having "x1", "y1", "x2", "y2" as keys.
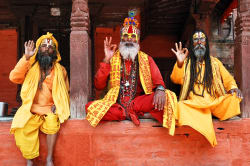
[
  {"x1": 103, "y1": 37, "x2": 117, "y2": 63},
  {"x1": 171, "y1": 42, "x2": 188, "y2": 67},
  {"x1": 24, "y1": 40, "x2": 36, "y2": 60}
]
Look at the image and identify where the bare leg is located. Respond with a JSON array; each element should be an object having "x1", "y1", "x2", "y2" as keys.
[
  {"x1": 46, "y1": 133, "x2": 57, "y2": 166},
  {"x1": 27, "y1": 159, "x2": 34, "y2": 166}
]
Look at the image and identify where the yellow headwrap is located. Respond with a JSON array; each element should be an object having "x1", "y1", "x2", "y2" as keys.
[
  {"x1": 10, "y1": 32, "x2": 70, "y2": 133},
  {"x1": 31, "y1": 32, "x2": 61, "y2": 63}
]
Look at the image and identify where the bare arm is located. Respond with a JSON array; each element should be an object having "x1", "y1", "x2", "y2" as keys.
[{"x1": 9, "y1": 40, "x2": 36, "y2": 84}]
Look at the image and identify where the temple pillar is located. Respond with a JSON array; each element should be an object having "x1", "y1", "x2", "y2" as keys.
[
  {"x1": 70, "y1": 0, "x2": 91, "y2": 118},
  {"x1": 192, "y1": 0, "x2": 219, "y2": 36},
  {"x1": 181, "y1": 0, "x2": 219, "y2": 43},
  {"x1": 234, "y1": 0, "x2": 250, "y2": 118}
]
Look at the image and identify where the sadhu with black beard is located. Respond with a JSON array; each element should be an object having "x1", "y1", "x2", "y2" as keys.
[
  {"x1": 86, "y1": 9, "x2": 178, "y2": 136},
  {"x1": 9, "y1": 32, "x2": 69, "y2": 166},
  {"x1": 36, "y1": 39, "x2": 58, "y2": 89},
  {"x1": 170, "y1": 30, "x2": 243, "y2": 147}
]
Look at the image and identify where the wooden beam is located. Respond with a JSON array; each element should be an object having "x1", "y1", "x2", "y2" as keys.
[
  {"x1": 148, "y1": 18, "x2": 188, "y2": 24},
  {"x1": 149, "y1": 6, "x2": 190, "y2": 15},
  {"x1": 149, "y1": 0, "x2": 191, "y2": 9}
]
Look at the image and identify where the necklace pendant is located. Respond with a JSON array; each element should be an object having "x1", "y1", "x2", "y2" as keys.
[{"x1": 125, "y1": 81, "x2": 130, "y2": 87}]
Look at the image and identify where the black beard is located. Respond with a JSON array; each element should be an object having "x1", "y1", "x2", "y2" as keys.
[{"x1": 36, "y1": 50, "x2": 56, "y2": 71}]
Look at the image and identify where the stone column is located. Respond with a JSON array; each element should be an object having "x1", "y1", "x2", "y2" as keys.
[
  {"x1": 234, "y1": 0, "x2": 250, "y2": 118},
  {"x1": 191, "y1": 0, "x2": 219, "y2": 36},
  {"x1": 181, "y1": 0, "x2": 219, "y2": 43},
  {"x1": 70, "y1": 0, "x2": 91, "y2": 118}
]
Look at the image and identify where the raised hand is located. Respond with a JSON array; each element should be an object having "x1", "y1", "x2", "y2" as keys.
[
  {"x1": 24, "y1": 40, "x2": 36, "y2": 60},
  {"x1": 171, "y1": 42, "x2": 189, "y2": 68},
  {"x1": 103, "y1": 37, "x2": 117, "y2": 63}
]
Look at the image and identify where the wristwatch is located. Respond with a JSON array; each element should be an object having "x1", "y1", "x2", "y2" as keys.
[{"x1": 156, "y1": 85, "x2": 165, "y2": 91}]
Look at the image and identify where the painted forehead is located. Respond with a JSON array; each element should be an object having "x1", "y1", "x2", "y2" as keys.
[
  {"x1": 121, "y1": 26, "x2": 139, "y2": 41},
  {"x1": 41, "y1": 38, "x2": 55, "y2": 47},
  {"x1": 122, "y1": 26, "x2": 139, "y2": 35},
  {"x1": 193, "y1": 32, "x2": 206, "y2": 39}
]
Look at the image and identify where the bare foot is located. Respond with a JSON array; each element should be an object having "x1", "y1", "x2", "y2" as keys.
[
  {"x1": 228, "y1": 116, "x2": 241, "y2": 120},
  {"x1": 27, "y1": 159, "x2": 33, "y2": 166},
  {"x1": 46, "y1": 158, "x2": 54, "y2": 166}
]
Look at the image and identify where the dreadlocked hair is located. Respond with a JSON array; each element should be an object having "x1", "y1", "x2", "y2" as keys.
[{"x1": 185, "y1": 29, "x2": 214, "y2": 97}]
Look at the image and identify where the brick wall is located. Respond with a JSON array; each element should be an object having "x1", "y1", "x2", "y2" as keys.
[
  {"x1": 0, "y1": 29, "x2": 19, "y2": 112},
  {"x1": 210, "y1": 41, "x2": 234, "y2": 74},
  {"x1": 210, "y1": 12, "x2": 236, "y2": 75}
]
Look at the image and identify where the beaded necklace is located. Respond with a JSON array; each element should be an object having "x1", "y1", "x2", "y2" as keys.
[{"x1": 118, "y1": 57, "x2": 139, "y2": 116}]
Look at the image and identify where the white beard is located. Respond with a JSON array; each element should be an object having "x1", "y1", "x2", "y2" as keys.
[{"x1": 119, "y1": 41, "x2": 140, "y2": 62}]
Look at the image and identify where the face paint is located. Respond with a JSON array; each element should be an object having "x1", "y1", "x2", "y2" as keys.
[
  {"x1": 40, "y1": 38, "x2": 55, "y2": 49},
  {"x1": 193, "y1": 32, "x2": 206, "y2": 44},
  {"x1": 121, "y1": 25, "x2": 139, "y2": 42},
  {"x1": 192, "y1": 32, "x2": 207, "y2": 61}
]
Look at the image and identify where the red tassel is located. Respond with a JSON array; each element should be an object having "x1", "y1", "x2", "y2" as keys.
[{"x1": 128, "y1": 25, "x2": 133, "y2": 33}]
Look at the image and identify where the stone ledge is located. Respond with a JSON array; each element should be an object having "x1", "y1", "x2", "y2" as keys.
[
  {"x1": 0, "y1": 119, "x2": 249, "y2": 166},
  {"x1": 0, "y1": 117, "x2": 246, "y2": 134}
]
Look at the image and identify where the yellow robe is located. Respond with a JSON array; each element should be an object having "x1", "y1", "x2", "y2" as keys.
[
  {"x1": 9, "y1": 32, "x2": 70, "y2": 133},
  {"x1": 9, "y1": 56, "x2": 69, "y2": 116},
  {"x1": 171, "y1": 56, "x2": 241, "y2": 147}
]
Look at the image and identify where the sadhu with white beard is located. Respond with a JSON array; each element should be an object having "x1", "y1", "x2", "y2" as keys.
[
  {"x1": 171, "y1": 30, "x2": 243, "y2": 147},
  {"x1": 86, "y1": 10, "x2": 178, "y2": 135}
]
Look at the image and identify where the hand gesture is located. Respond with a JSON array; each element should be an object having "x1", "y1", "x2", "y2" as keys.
[
  {"x1": 228, "y1": 88, "x2": 243, "y2": 99},
  {"x1": 24, "y1": 40, "x2": 36, "y2": 60},
  {"x1": 103, "y1": 37, "x2": 117, "y2": 63},
  {"x1": 171, "y1": 42, "x2": 189, "y2": 67}
]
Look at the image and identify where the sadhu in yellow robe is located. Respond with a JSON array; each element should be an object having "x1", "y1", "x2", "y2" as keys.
[
  {"x1": 9, "y1": 32, "x2": 70, "y2": 159},
  {"x1": 171, "y1": 56, "x2": 241, "y2": 147}
]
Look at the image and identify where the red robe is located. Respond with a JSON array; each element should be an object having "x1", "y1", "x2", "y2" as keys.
[{"x1": 86, "y1": 56, "x2": 165, "y2": 124}]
